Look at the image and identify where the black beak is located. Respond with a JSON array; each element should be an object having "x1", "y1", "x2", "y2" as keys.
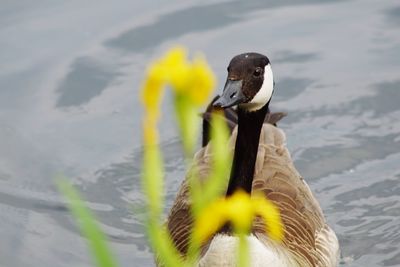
[{"x1": 213, "y1": 80, "x2": 246, "y2": 108}]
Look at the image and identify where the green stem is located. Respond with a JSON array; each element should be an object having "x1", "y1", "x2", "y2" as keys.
[
  {"x1": 56, "y1": 179, "x2": 119, "y2": 267},
  {"x1": 237, "y1": 232, "x2": 249, "y2": 267},
  {"x1": 147, "y1": 220, "x2": 183, "y2": 267}
]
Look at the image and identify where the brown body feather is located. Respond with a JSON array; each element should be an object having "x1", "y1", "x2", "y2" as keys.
[{"x1": 164, "y1": 116, "x2": 339, "y2": 267}]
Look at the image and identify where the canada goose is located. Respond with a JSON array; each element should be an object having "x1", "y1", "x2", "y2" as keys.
[{"x1": 164, "y1": 53, "x2": 339, "y2": 267}]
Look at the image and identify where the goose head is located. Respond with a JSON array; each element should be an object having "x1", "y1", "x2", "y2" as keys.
[{"x1": 214, "y1": 53, "x2": 273, "y2": 112}]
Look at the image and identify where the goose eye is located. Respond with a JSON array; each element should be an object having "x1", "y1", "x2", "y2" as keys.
[{"x1": 253, "y1": 68, "x2": 262, "y2": 77}]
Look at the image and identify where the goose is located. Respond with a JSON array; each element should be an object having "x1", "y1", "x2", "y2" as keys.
[{"x1": 164, "y1": 53, "x2": 340, "y2": 267}]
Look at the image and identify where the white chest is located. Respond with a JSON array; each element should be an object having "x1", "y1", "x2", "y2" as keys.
[{"x1": 198, "y1": 234, "x2": 299, "y2": 267}]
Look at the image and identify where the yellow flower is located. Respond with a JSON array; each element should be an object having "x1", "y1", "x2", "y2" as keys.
[
  {"x1": 139, "y1": 47, "x2": 223, "y2": 267},
  {"x1": 162, "y1": 47, "x2": 190, "y2": 92},
  {"x1": 192, "y1": 190, "x2": 283, "y2": 244},
  {"x1": 141, "y1": 62, "x2": 165, "y2": 119},
  {"x1": 140, "y1": 46, "x2": 217, "y2": 151},
  {"x1": 141, "y1": 46, "x2": 215, "y2": 115},
  {"x1": 188, "y1": 54, "x2": 215, "y2": 105}
]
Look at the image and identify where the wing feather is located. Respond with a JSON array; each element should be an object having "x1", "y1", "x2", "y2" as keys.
[{"x1": 163, "y1": 120, "x2": 339, "y2": 267}]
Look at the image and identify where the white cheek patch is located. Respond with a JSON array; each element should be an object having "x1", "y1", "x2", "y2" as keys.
[{"x1": 242, "y1": 64, "x2": 274, "y2": 112}]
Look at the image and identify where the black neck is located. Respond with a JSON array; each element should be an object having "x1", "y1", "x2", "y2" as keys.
[{"x1": 225, "y1": 102, "x2": 269, "y2": 197}]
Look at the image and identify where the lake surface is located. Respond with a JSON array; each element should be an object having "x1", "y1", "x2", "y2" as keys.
[{"x1": 1, "y1": 0, "x2": 400, "y2": 266}]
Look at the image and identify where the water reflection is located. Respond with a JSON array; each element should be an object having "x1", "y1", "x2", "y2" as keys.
[
  {"x1": 274, "y1": 50, "x2": 319, "y2": 64},
  {"x1": 273, "y1": 77, "x2": 314, "y2": 101},
  {"x1": 385, "y1": 6, "x2": 400, "y2": 26},
  {"x1": 56, "y1": 57, "x2": 120, "y2": 108},
  {"x1": 105, "y1": 0, "x2": 345, "y2": 53}
]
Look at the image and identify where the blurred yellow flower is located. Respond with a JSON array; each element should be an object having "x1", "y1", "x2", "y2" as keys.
[
  {"x1": 141, "y1": 47, "x2": 215, "y2": 119},
  {"x1": 193, "y1": 190, "x2": 283, "y2": 244},
  {"x1": 162, "y1": 47, "x2": 190, "y2": 92},
  {"x1": 141, "y1": 65, "x2": 163, "y2": 130},
  {"x1": 188, "y1": 54, "x2": 215, "y2": 105},
  {"x1": 140, "y1": 46, "x2": 216, "y2": 153}
]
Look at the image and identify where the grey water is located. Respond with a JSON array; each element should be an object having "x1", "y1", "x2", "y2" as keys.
[{"x1": 0, "y1": 0, "x2": 399, "y2": 266}]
